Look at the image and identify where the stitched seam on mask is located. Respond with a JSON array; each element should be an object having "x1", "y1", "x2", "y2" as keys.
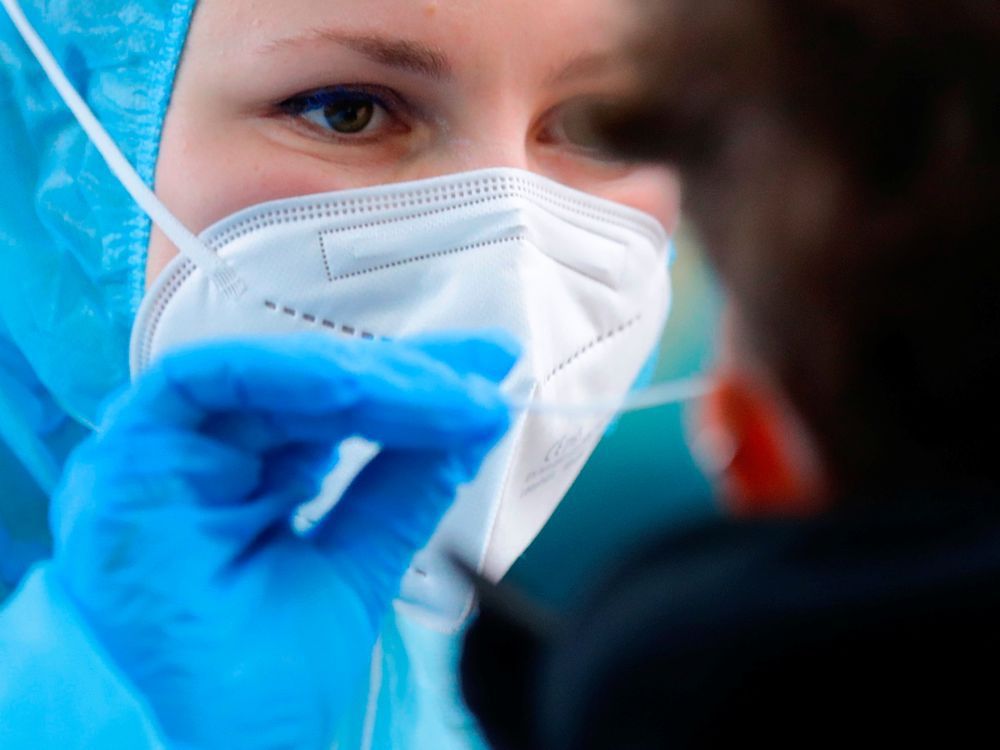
[
  {"x1": 203, "y1": 177, "x2": 505, "y2": 243},
  {"x1": 208, "y1": 188, "x2": 641, "y2": 249},
  {"x1": 145, "y1": 262, "x2": 198, "y2": 369},
  {"x1": 262, "y1": 300, "x2": 382, "y2": 340},
  {"x1": 204, "y1": 175, "x2": 658, "y2": 250},
  {"x1": 314, "y1": 185, "x2": 643, "y2": 238},
  {"x1": 543, "y1": 314, "x2": 644, "y2": 385},
  {"x1": 318, "y1": 234, "x2": 335, "y2": 282},
  {"x1": 322, "y1": 235, "x2": 524, "y2": 282},
  {"x1": 205, "y1": 186, "x2": 493, "y2": 247}
]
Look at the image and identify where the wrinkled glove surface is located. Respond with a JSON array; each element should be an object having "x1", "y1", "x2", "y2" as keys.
[{"x1": 48, "y1": 332, "x2": 517, "y2": 749}]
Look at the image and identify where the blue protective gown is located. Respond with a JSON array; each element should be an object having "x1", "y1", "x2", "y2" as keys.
[{"x1": 0, "y1": 2, "x2": 487, "y2": 747}]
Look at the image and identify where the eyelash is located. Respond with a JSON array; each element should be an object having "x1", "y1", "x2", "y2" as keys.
[
  {"x1": 277, "y1": 85, "x2": 409, "y2": 140},
  {"x1": 276, "y1": 86, "x2": 625, "y2": 166}
]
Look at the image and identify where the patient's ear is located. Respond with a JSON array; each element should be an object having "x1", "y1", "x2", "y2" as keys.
[{"x1": 690, "y1": 312, "x2": 829, "y2": 517}]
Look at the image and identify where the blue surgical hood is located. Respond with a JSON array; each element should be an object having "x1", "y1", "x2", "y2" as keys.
[{"x1": 0, "y1": 0, "x2": 197, "y2": 430}]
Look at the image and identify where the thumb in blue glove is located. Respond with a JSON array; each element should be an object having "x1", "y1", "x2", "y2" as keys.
[{"x1": 48, "y1": 331, "x2": 519, "y2": 750}]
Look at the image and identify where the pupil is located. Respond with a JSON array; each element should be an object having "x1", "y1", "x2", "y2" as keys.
[{"x1": 324, "y1": 99, "x2": 375, "y2": 134}]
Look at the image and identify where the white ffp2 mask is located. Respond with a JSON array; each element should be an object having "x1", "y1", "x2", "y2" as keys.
[
  {"x1": 6, "y1": 1, "x2": 672, "y2": 631},
  {"x1": 132, "y1": 168, "x2": 672, "y2": 630}
]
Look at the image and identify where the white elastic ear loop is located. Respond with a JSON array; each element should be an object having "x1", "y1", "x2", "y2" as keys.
[
  {"x1": 509, "y1": 377, "x2": 709, "y2": 418},
  {"x1": 1, "y1": 0, "x2": 246, "y2": 299}
]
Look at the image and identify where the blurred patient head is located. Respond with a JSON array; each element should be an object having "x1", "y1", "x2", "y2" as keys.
[
  {"x1": 463, "y1": 2, "x2": 999, "y2": 747},
  {"x1": 610, "y1": 0, "x2": 998, "y2": 513}
]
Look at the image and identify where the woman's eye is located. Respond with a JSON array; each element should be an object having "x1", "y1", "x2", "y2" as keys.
[
  {"x1": 541, "y1": 100, "x2": 626, "y2": 162},
  {"x1": 304, "y1": 96, "x2": 380, "y2": 134},
  {"x1": 280, "y1": 87, "x2": 399, "y2": 138}
]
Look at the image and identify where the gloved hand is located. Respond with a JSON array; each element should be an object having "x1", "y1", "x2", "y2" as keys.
[{"x1": 47, "y1": 332, "x2": 518, "y2": 749}]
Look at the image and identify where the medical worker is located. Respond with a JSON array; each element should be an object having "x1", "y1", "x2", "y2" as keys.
[{"x1": 0, "y1": 0, "x2": 680, "y2": 747}]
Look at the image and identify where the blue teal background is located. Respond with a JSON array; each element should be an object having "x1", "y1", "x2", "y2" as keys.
[{"x1": 508, "y1": 229, "x2": 721, "y2": 607}]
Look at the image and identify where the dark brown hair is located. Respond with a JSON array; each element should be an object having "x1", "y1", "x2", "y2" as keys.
[{"x1": 607, "y1": 0, "x2": 999, "y2": 494}]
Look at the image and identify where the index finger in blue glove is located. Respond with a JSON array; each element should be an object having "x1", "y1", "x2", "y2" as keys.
[
  {"x1": 104, "y1": 337, "x2": 370, "y2": 427},
  {"x1": 192, "y1": 332, "x2": 520, "y2": 455},
  {"x1": 405, "y1": 329, "x2": 521, "y2": 382},
  {"x1": 102, "y1": 335, "x2": 512, "y2": 450}
]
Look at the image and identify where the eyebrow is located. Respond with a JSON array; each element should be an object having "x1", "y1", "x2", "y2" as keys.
[{"x1": 264, "y1": 30, "x2": 453, "y2": 80}]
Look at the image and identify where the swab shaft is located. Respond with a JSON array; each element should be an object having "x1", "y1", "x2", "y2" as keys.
[{"x1": 508, "y1": 377, "x2": 708, "y2": 417}]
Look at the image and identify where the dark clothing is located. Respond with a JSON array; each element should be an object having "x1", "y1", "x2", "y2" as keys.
[{"x1": 463, "y1": 494, "x2": 1000, "y2": 749}]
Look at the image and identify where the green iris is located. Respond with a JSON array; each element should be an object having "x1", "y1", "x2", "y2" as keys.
[{"x1": 323, "y1": 98, "x2": 376, "y2": 134}]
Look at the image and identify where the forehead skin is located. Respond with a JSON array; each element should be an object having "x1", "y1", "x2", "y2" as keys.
[
  {"x1": 189, "y1": 0, "x2": 642, "y2": 73},
  {"x1": 177, "y1": 0, "x2": 647, "y2": 131}
]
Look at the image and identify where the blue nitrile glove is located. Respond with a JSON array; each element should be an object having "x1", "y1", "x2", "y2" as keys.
[{"x1": 47, "y1": 332, "x2": 518, "y2": 750}]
